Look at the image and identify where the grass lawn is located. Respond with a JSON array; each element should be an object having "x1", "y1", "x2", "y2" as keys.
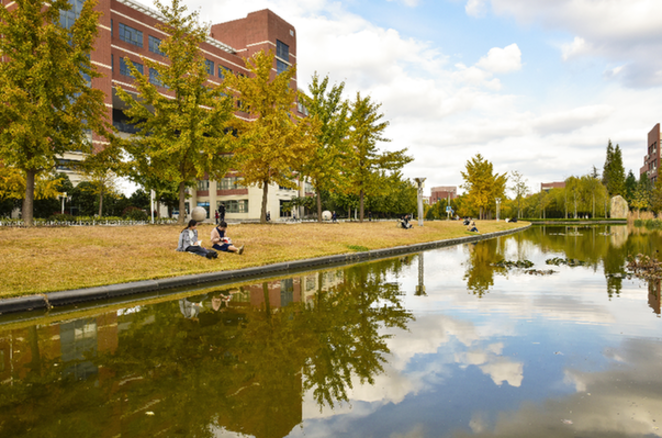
[{"x1": 0, "y1": 220, "x2": 527, "y2": 297}]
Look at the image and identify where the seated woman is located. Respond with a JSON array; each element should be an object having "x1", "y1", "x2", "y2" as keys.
[
  {"x1": 177, "y1": 220, "x2": 217, "y2": 259},
  {"x1": 210, "y1": 221, "x2": 244, "y2": 254},
  {"x1": 467, "y1": 220, "x2": 479, "y2": 233}
]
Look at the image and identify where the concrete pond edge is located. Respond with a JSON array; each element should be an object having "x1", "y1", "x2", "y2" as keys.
[{"x1": 0, "y1": 224, "x2": 530, "y2": 315}]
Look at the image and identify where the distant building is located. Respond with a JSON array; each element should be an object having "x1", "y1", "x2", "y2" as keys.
[
  {"x1": 430, "y1": 186, "x2": 457, "y2": 203},
  {"x1": 641, "y1": 123, "x2": 660, "y2": 185},
  {"x1": 541, "y1": 182, "x2": 565, "y2": 192}
]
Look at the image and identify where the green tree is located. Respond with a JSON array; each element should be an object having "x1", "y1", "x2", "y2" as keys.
[
  {"x1": 461, "y1": 154, "x2": 507, "y2": 220},
  {"x1": 299, "y1": 74, "x2": 350, "y2": 222},
  {"x1": 75, "y1": 144, "x2": 126, "y2": 216},
  {"x1": 625, "y1": 170, "x2": 637, "y2": 205},
  {"x1": 602, "y1": 140, "x2": 626, "y2": 197},
  {"x1": 0, "y1": 0, "x2": 111, "y2": 226},
  {"x1": 345, "y1": 93, "x2": 413, "y2": 222},
  {"x1": 509, "y1": 170, "x2": 529, "y2": 219},
  {"x1": 115, "y1": 0, "x2": 235, "y2": 225},
  {"x1": 649, "y1": 178, "x2": 662, "y2": 216},
  {"x1": 224, "y1": 51, "x2": 316, "y2": 224},
  {"x1": 631, "y1": 176, "x2": 652, "y2": 218}
]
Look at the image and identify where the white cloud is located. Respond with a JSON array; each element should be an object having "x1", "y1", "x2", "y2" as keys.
[
  {"x1": 476, "y1": 44, "x2": 522, "y2": 73},
  {"x1": 465, "y1": 0, "x2": 488, "y2": 17},
  {"x1": 485, "y1": 0, "x2": 662, "y2": 87}
]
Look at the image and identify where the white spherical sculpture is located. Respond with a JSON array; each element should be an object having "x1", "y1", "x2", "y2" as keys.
[
  {"x1": 322, "y1": 210, "x2": 332, "y2": 221},
  {"x1": 191, "y1": 206, "x2": 207, "y2": 222}
]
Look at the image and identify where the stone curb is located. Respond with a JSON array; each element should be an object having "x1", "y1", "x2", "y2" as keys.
[{"x1": 0, "y1": 224, "x2": 530, "y2": 315}]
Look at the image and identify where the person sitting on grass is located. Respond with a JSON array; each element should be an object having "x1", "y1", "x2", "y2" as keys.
[
  {"x1": 468, "y1": 220, "x2": 479, "y2": 233},
  {"x1": 177, "y1": 220, "x2": 217, "y2": 259},
  {"x1": 211, "y1": 221, "x2": 244, "y2": 254}
]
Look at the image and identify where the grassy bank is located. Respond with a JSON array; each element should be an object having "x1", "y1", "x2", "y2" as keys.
[{"x1": 0, "y1": 220, "x2": 526, "y2": 297}]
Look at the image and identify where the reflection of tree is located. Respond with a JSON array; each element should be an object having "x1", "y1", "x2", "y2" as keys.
[
  {"x1": 300, "y1": 261, "x2": 413, "y2": 408},
  {"x1": 0, "y1": 258, "x2": 413, "y2": 438},
  {"x1": 464, "y1": 239, "x2": 505, "y2": 297}
]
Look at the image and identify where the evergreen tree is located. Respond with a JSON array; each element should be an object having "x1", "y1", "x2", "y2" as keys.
[
  {"x1": 602, "y1": 140, "x2": 626, "y2": 197},
  {"x1": 624, "y1": 170, "x2": 637, "y2": 205},
  {"x1": 224, "y1": 51, "x2": 317, "y2": 224},
  {"x1": 115, "y1": 0, "x2": 235, "y2": 225},
  {"x1": 650, "y1": 178, "x2": 662, "y2": 216},
  {"x1": 0, "y1": 0, "x2": 110, "y2": 225},
  {"x1": 299, "y1": 74, "x2": 350, "y2": 222},
  {"x1": 345, "y1": 93, "x2": 413, "y2": 222}
]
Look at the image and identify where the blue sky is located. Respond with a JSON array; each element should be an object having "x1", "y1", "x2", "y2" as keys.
[{"x1": 173, "y1": 0, "x2": 662, "y2": 195}]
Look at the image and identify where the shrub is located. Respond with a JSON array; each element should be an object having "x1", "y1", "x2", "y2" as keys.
[
  {"x1": 47, "y1": 213, "x2": 76, "y2": 222},
  {"x1": 122, "y1": 207, "x2": 148, "y2": 222}
]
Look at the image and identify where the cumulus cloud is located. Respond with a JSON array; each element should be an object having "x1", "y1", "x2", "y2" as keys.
[
  {"x1": 476, "y1": 44, "x2": 522, "y2": 73},
  {"x1": 482, "y1": 0, "x2": 662, "y2": 88}
]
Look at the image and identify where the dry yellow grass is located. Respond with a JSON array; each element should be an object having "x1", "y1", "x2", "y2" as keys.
[{"x1": 0, "y1": 220, "x2": 526, "y2": 297}]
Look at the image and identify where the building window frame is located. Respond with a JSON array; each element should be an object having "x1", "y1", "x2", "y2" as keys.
[
  {"x1": 148, "y1": 35, "x2": 166, "y2": 56},
  {"x1": 119, "y1": 57, "x2": 143, "y2": 77},
  {"x1": 276, "y1": 39, "x2": 289, "y2": 62},
  {"x1": 119, "y1": 23, "x2": 143, "y2": 48}
]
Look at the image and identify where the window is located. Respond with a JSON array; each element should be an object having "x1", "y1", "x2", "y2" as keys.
[
  {"x1": 305, "y1": 181, "x2": 314, "y2": 193},
  {"x1": 59, "y1": 0, "x2": 85, "y2": 29},
  {"x1": 205, "y1": 59, "x2": 214, "y2": 76},
  {"x1": 197, "y1": 180, "x2": 210, "y2": 191},
  {"x1": 119, "y1": 58, "x2": 143, "y2": 77},
  {"x1": 149, "y1": 68, "x2": 162, "y2": 87},
  {"x1": 226, "y1": 200, "x2": 248, "y2": 213},
  {"x1": 148, "y1": 35, "x2": 165, "y2": 56},
  {"x1": 220, "y1": 177, "x2": 245, "y2": 190},
  {"x1": 111, "y1": 54, "x2": 113, "y2": 73},
  {"x1": 297, "y1": 101, "x2": 309, "y2": 116},
  {"x1": 218, "y1": 65, "x2": 232, "y2": 79},
  {"x1": 277, "y1": 60, "x2": 288, "y2": 75},
  {"x1": 119, "y1": 23, "x2": 143, "y2": 48},
  {"x1": 276, "y1": 40, "x2": 289, "y2": 62},
  {"x1": 111, "y1": 19, "x2": 113, "y2": 38}
]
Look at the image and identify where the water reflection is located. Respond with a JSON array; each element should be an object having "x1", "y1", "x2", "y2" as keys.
[
  {"x1": 1, "y1": 225, "x2": 662, "y2": 438},
  {"x1": 0, "y1": 258, "x2": 414, "y2": 438}
]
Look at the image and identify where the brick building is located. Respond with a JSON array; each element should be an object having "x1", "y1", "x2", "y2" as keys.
[
  {"x1": 641, "y1": 123, "x2": 660, "y2": 185},
  {"x1": 2, "y1": 0, "x2": 308, "y2": 220},
  {"x1": 430, "y1": 186, "x2": 457, "y2": 204},
  {"x1": 541, "y1": 182, "x2": 566, "y2": 192}
]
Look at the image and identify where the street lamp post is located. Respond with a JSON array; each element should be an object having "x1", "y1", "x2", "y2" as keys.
[
  {"x1": 414, "y1": 178, "x2": 426, "y2": 227},
  {"x1": 496, "y1": 197, "x2": 502, "y2": 222}
]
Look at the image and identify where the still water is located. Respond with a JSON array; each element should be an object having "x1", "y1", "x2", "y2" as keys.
[{"x1": 1, "y1": 225, "x2": 661, "y2": 438}]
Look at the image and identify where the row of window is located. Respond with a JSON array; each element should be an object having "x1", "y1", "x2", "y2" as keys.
[
  {"x1": 197, "y1": 178, "x2": 247, "y2": 191},
  {"x1": 113, "y1": 55, "x2": 164, "y2": 87}
]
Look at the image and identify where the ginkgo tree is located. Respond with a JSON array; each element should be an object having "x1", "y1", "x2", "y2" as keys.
[
  {"x1": 299, "y1": 74, "x2": 349, "y2": 222},
  {"x1": 344, "y1": 93, "x2": 412, "y2": 222},
  {"x1": 0, "y1": 0, "x2": 110, "y2": 226},
  {"x1": 461, "y1": 154, "x2": 507, "y2": 220},
  {"x1": 115, "y1": 0, "x2": 235, "y2": 225},
  {"x1": 224, "y1": 51, "x2": 317, "y2": 224}
]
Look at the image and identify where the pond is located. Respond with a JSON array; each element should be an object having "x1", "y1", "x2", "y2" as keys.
[{"x1": 0, "y1": 225, "x2": 661, "y2": 438}]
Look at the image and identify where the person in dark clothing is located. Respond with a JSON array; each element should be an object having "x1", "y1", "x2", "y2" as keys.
[{"x1": 218, "y1": 203, "x2": 226, "y2": 221}]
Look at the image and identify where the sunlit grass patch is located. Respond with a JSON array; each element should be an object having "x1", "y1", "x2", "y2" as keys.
[{"x1": 0, "y1": 220, "x2": 527, "y2": 297}]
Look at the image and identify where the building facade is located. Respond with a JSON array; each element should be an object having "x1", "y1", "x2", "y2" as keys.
[
  {"x1": 3, "y1": 0, "x2": 308, "y2": 220},
  {"x1": 430, "y1": 186, "x2": 457, "y2": 204},
  {"x1": 641, "y1": 123, "x2": 660, "y2": 185},
  {"x1": 541, "y1": 182, "x2": 566, "y2": 192}
]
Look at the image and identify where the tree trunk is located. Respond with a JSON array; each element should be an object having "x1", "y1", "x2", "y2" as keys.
[
  {"x1": 317, "y1": 192, "x2": 322, "y2": 223},
  {"x1": 359, "y1": 189, "x2": 365, "y2": 222},
  {"x1": 22, "y1": 169, "x2": 36, "y2": 226},
  {"x1": 98, "y1": 188, "x2": 104, "y2": 217},
  {"x1": 261, "y1": 181, "x2": 269, "y2": 224},
  {"x1": 178, "y1": 181, "x2": 187, "y2": 226}
]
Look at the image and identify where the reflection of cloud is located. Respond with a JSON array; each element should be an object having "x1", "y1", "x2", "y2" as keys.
[
  {"x1": 390, "y1": 424, "x2": 426, "y2": 438},
  {"x1": 479, "y1": 358, "x2": 523, "y2": 387},
  {"x1": 456, "y1": 338, "x2": 662, "y2": 437}
]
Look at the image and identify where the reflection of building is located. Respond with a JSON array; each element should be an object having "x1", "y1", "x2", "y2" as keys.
[
  {"x1": 641, "y1": 123, "x2": 660, "y2": 185},
  {"x1": 541, "y1": 182, "x2": 565, "y2": 192},
  {"x1": 430, "y1": 186, "x2": 457, "y2": 203}
]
